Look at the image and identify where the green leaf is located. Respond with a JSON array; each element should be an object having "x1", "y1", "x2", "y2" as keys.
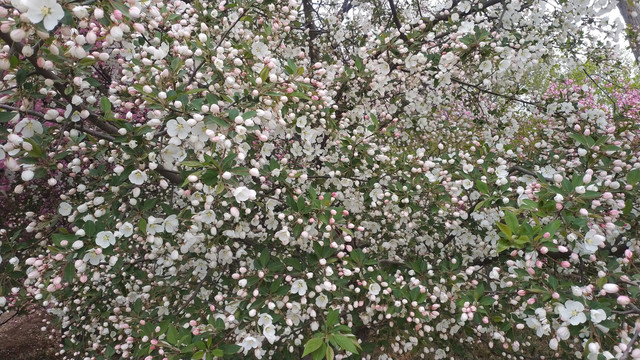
[
  {"x1": 569, "y1": 133, "x2": 588, "y2": 147},
  {"x1": 326, "y1": 345, "x2": 335, "y2": 360},
  {"x1": 628, "y1": 168, "x2": 640, "y2": 186},
  {"x1": 326, "y1": 309, "x2": 339, "y2": 328},
  {"x1": 167, "y1": 325, "x2": 178, "y2": 345},
  {"x1": 211, "y1": 349, "x2": 224, "y2": 357},
  {"x1": 100, "y1": 96, "x2": 111, "y2": 113},
  {"x1": 63, "y1": 261, "x2": 75, "y2": 283},
  {"x1": 303, "y1": 338, "x2": 325, "y2": 357},
  {"x1": 504, "y1": 211, "x2": 518, "y2": 232},
  {"x1": 312, "y1": 344, "x2": 326, "y2": 360},
  {"x1": 0, "y1": 111, "x2": 17, "y2": 123},
  {"x1": 331, "y1": 334, "x2": 360, "y2": 354},
  {"x1": 497, "y1": 223, "x2": 512, "y2": 239},
  {"x1": 259, "y1": 248, "x2": 270, "y2": 267},
  {"x1": 497, "y1": 238, "x2": 510, "y2": 253},
  {"x1": 476, "y1": 180, "x2": 489, "y2": 194}
]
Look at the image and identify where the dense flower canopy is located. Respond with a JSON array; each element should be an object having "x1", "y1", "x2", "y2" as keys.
[{"x1": 0, "y1": 0, "x2": 640, "y2": 359}]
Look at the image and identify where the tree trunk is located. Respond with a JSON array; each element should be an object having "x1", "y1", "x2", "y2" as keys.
[{"x1": 618, "y1": 0, "x2": 640, "y2": 64}]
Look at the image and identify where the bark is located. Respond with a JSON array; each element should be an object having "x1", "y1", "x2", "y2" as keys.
[
  {"x1": 302, "y1": 0, "x2": 318, "y2": 63},
  {"x1": 618, "y1": 0, "x2": 640, "y2": 64}
]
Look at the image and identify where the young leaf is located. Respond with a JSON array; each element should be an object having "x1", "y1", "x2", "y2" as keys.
[{"x1": 302, "y1": 337, "x2": 324, "y2": 357}]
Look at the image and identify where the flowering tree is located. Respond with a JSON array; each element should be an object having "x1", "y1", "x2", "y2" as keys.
[{"x1": 1, "y1": 0, "x2": 640, "y2": 359}]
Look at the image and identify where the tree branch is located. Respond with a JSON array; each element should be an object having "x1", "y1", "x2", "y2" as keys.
[
  {"x1": 302, "y1": 0, "x2": 319, "y2": 63},
  {"x1": 388, "y1": 0, "x2": 409, "y2": 42}
]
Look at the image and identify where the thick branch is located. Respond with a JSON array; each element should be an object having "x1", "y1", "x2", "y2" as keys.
[
  {"x1": 302, "y1": 0, "x2": 318, "y2": 63},
  {"x1": 388, "y1": 0, "x2": 409, "y2": 42},
  {"x1": 618, "y1": 0, "x2": 640, "y2": 65}
]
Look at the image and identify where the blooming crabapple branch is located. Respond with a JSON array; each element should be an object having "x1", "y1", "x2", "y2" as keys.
[
  {"x1": 388, "y1": 0, "x2": 409, "y2": 43},
  {"x1": 508, "y1": 165, "x2": 552, "y2": 182},
  {"x1": 0, "y1": 32, "x2": 184, "y2": 185},
  {"x1": 187, "y1": 5, "x2": 254, "y2": 86},
  {"x1": 451, "y1": 77, "x2": 539, "y2": 107}
]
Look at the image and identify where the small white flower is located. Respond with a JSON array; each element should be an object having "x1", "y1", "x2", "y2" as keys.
[
  {"x1": 15, "y1": 118, "x2": 43, "y2": 138},
  {"x1": 58, "y1": 202, "x2": 72, "y2": 216},
  {"x1": 239, "y1": 335, "x2": 260, "y2": 354},
  {"x1": 263, "y1": 324, "x2": 277, "y2": 344},
  {"x1": 558, "y1": 300, "x2": 586, "y2": 325},
  {"x1": 556, "y1": 326, "x2": 570, "y2": 340},
  {"x1": 128, "y1": 170, "x2": 148, "y2": 185},
  {"x1": 291, "y1": 279, "x2": 307, "y2": 296},
  {"x1": 214, "y1": 58, "x2": 224, "y2": 71},
  {"x1": 583, "y1": 230, "x2": 605, "y2": 254},
  {"x1": 120, "y1": 222, "x2": 134, "y2": 237},
  {"x1": 95, "y1": 231, "x2": 116, "y2": 248},
  {"x1": 72, "y1": 5, "x2": 89, "y2": 18},
  {"x1": 233, "y1": 186, "x2": 257, "y2": 202},
  {"x1": 590, "y1": 309, "x2": 606, "y2": 324},
  {"x1": 83, "y1": 248, "x2": 105, "y2": 265},
  {"x1": 24, "y1": 0, "x2": 65, "y2": 31},
  {"x1": 110, "y1": 26, "x2": 124, "y2": 41},
  {"x1": 368, "y1": 282, "x2": 381, "y2": 296},
  {"x1": 166, "y1": 118, "x2": 191, "y2": 139},
  {"x1": 21, "y1": 170, "x2": 34, "y2": 181},
  {"x1": 251, "y1": 42, "x2": 269, "y2": 59},
  {"x1": 257, "y1": 313, "x2": 272, "y2": 327},
  {"x1": 200, "y1": 209, "x2": 216, "y2": 224},
  {"x1": 315, "y1": 293, "x2": 328, "y2": 308},
  {"x1": 275, "y1": 227, "x2": 290, "y2": 245},
  {"x1": 163, "y1": 215, "x2": 179, "y2": 234}
]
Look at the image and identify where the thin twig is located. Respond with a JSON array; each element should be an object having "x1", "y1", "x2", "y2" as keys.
[
  {"x1": 622, "y1": 328, "x2": 640, "y2": 360},
  {"x1": 582, "y1": 69, "x2": 617, "y2": 115}
]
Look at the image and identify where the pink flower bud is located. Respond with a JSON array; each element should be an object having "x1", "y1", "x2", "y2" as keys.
[
  {"x1": 617, "y1": 295, "x2": 631, "y2": 305},
  {"x1": 602, "y1": 283, "x2": 620, "y2": 293},
  {"x1": 540, "y1": 246, "x2": 548, "y2": 254},
  {"x1": 560, "y1": 261, "x2": 570, "y2": 268}
]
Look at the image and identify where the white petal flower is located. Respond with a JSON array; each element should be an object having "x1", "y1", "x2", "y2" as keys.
[
  {"x1": 558, "y1": 300, "x2": 586, "y2": 325},
  {"x1": 315, "y1": 293, "x2": 328, "y2": 308},
  {"x1": 275, "y1": 227, "x2": 290, "y2": 245},
  {"x1": 200, "y1": 209, "x2": 216, "y2": 224},
  {"x1": 263, "y1": 324, "x2": 277, "y2": 344},
  {"x1": 239, "y1": 335, "x2": 260, "y2": 354},
  {"x1": 83, "y1": 248, "x2": 105, "y2": 265},
  {"x1": 24, "y1": 0, "x2": 65, "y2": 31},
  {"x1": 368, "y1": 283, "x2": 381, "y2": 296},
  {"x1": 95, "y1": 231, "x2": 116, "y2": 248},
  {"x1": 233, "y1": 186, "x2": 257, "y2": 202},
  {"x1": 257, "y1": 313, "x2": 272, "y2": 326},
  {"x1": 15, "y1": 118, "x2": 43, "y2": 138},
  {"x1": 583, "y1": 230, "x2": 605, "y2": 254},
  {"x1": 291, "y1": 279, "x2": 307, "y2": 295},
  {"x1": 590, "y1": 309, "x2": 606, "y2": 324},
  {"x1": 166, "y1": 118, "x2": 191, "y2": 139},
  {"x1": 128, "y1": 170, "x2": 148, "y2": 185},
  {"x1": 58, "y1": 202, "x2": 72, "y2": 216},
  {"x1": 120, "y1": 222, "x2": 134, "y2": 237},
  {"x1": 163, "y1": 215, "x2": 179, "y2": 234}
]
